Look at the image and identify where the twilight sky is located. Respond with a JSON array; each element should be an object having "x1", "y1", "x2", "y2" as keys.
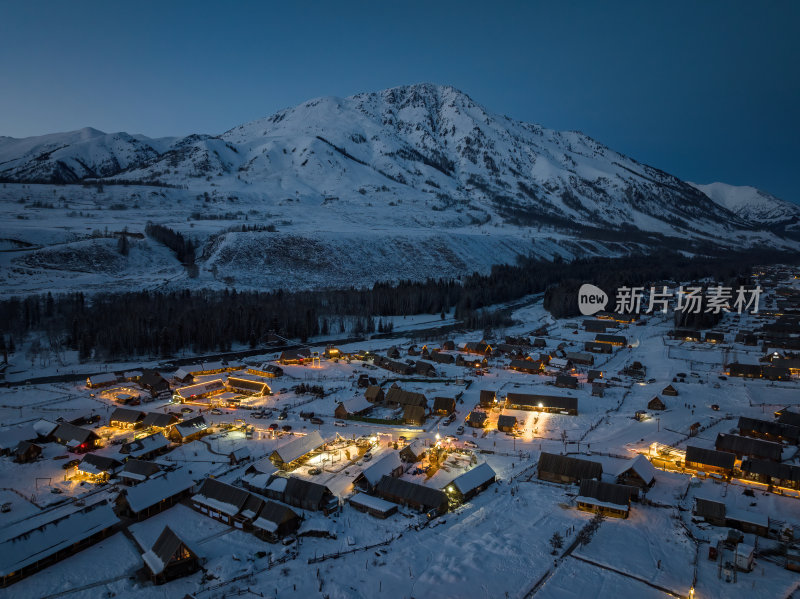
[{"x1": 0, "y1": 1, "x2": 798, "y2": 202}]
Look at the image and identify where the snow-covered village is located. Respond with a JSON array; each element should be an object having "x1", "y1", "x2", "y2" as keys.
[
  {"x1": 0, "y1": 266, "x2": 799, "y2": 598},
  {"x1": 2, "y1": 3, "x2": 800, "y2": 598}
]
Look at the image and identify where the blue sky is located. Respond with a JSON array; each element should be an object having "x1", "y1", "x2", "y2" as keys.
[{"x1": 1, "y1": 1, "x2": 798, "y2": 202}]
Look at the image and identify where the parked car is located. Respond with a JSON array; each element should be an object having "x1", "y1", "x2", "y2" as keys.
[
  {"x1": 210, "y1": 408, "x2": 222, "y2": 415},
  {"x1": 50, "y1": 488, "x2": 63, "y2": 494},
  {"x1": 268, "y1": 423, "x2": 279, "y2": 431},
  {"x1": 362, "y1": 452, "x2": 373, "y2": 462},
  {"x1": 398, "y1": 435, "x2": 407, "y2": 443},
  {"x1": 278, "y1": 412, "x2": 288, "y2": 421},
  {"x1": 334, "y1": 420, "x2": 346, "y2": 427},
  {"x1": 181, "y1": 407, "x2": 193, "y2": 413},
  {"x1": 282, "y1": 425, "x2": 292, "y2": 432},
  {"x1": 310, "y1": 417, "x2": 324, "y2": 425},
  {"x1": 464, "y1": 440, "x2": 478, "y2": 448},
  {"x1": 455, "y1": 426, "x2": 465, "y2": 435},
  {"x1": 62, "y1": 459, "x2": 80, "y2": 470},
  {"x1": 307, "y1": 468, "x2": 322, "y2": 475}
]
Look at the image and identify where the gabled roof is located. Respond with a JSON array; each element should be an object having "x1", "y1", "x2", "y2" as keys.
[
  {"x1": 0, "y1": 501, "x2": 119, "y2": 577},
  {"x1": 192, "y1": 478, "x2": 249, "y2": 516},
  {"x1": 684, "y1": 445, "x2": 735, "y2": 470},
  {"x1": 78, "y1": 453, "x2": 122, "y2": 474},
  {"x1": 577, "y1": 479, "x2": 634, "y2": 507},
  {"x1": 283, "y1": 476, "x2": 330, "y2": 506},
  {"x1": 741, "y1": 458, "x2": 800, "y2": 482},
  {"x1": 87, "y1": 373, "x2": 117, "y2": 385},
  {"x1": 595, "y1": 334, "x2": 627, "y2": 344},
  {"x1": 53, "y1": 422, "x2": 98, "y2": 445},
  {"x1": 479, "y1": 390, "x2": 497, "y2": 402},
  {"x1": 506, "y1": 393, "x2": 578, "y2": 412},
  {"x1": 619, "y1": 454, "x2": 656, "y2": 485},
  {"x1": 142, "y1": 526, "x2": 198, "y2": 575},
  {"x1": 338, "y1": 396, "x2": 373, "y2": 415},
  {"x1": 385, "y1": 388, "x2": 427, "y2": 407},
  {"x1": 122, "y1": 432, "x2": 171, "y2": 458},
  {"x1": 176, "y1": 379, "x2": 225, "y2": 400},
  {"x1": 32, "y1": 419, "x2": 59, "y2": 437},
  {"x1": 360, "y1": 452, "x2": 403, "y2": 487},
  {"x1": 123, "y1": 470, "x2": 195, "y2": 513},
  {"x1": 120, "y1": 459, "x2": 161, "y2": 480},
  {"x1": 227, "y1": 376, "x2": 269, "y2": 394},
  {"x1": 694, "y1": 496, "x2": 726, "y2": 520},
  {"x1": 252, "y1": 500, "x2": 299, "y2": 533},
  {"x1": 778, "y1": 410, "x2": 800, "y2": 428},
  {"x1": 271, "y1": 431, "x2": 325, "y2": 465},
  {"x1": 715, "y1": 433, "x2": 783, "y2": 461},
  {"x1": 375, "y1": 475, "x2": 447, "y2": 510},
  {"x1": 449, "y1": 462, "x2": 496, "y2": 495},
  {"x1": 538, "y1": 452, "x2": 602, "y2": 480},
  {"x1": 364, "y1": 385, "x2": 384, "y2": 400},
  {"x1": 738, "y1": 416, "x2": 800, "y2": 442},
  {"x1": 174, "y1": 416, "x2": 208, "y2": 439},
  {"x1": 497, "y1": 414, "x2": 517, "y2": 428},
  {"x1": 403, "y1": 405, "x2": 426, "y2": 422},
  {"x1": 432, "y1": 396, "x2": 456, "y2": 411},
  {"x1": 141, "y1": 412, "x2": 180, "y2": 429},
  {"x1": 109, "y1": 407, "x2": 145, "y2": 424},
  {"x1": 400, "y1": 439, "x2": 427, "y2": 460}
]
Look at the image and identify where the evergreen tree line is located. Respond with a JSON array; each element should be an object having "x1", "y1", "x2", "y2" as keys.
[
  {"x1": 144, "y1": 222, "x2": 196, "y2": 264},
  {"x1": 0, "y1": 247, "x2": 794, "y2": 361}
]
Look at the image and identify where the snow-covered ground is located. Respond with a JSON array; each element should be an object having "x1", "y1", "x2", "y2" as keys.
[{"x1": 2, "y1": 277, "x2": 800, "y2": 598}]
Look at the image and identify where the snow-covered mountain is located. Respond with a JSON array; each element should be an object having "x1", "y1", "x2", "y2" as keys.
[
  {"x1": 0, "y1": 127, "x2": 175, "y2": 182},
  {"x1": 689, "y1": 181, "x2": 800, "y2": 225},
  {"x1": 0, "y1": 84, "x2": 796, "y2": 297},
  {"x1": 0, "y1": 84, "x2": 764, "y2": 237}
]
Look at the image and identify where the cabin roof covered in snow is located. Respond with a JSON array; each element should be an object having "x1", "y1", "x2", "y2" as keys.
[
  {"x1": 271, "y1": 431, "x2": 325, "y2": 464},
  {"x1": 361, "y1": 451, "x2": 402, "y2": 486},
  {"x1": 0, "y1": 501, "x2": 119, "y2": 577},
  {"x1": 448, "y1": 462, "x2": 497, "y2": 494},
  {"x1": 123, "y1": 470, "x2": 195, "y2": 513}
]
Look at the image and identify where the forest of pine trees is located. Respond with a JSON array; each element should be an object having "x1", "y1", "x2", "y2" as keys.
[{"x1": 0, "y1": 247, "x2": 794, "y2": 361}]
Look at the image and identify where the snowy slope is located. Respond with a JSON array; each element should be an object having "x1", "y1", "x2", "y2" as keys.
[
  {"x1": 0, "y1": 127, "x2": 175, "y2": 182},
  {"x1": 0, "y1": 84, "x2": 797, "y2": 297},
  {"x1": 689, "y1": 181, "x2": 800, "y2": 225},
  {"x1": 1, "y1": 84, "x2": 759, "y2": 238}
]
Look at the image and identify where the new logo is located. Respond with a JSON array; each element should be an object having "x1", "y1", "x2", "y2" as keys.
[{"x1": 578, "y1": 284, "x2": 608, "y2": 316}]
